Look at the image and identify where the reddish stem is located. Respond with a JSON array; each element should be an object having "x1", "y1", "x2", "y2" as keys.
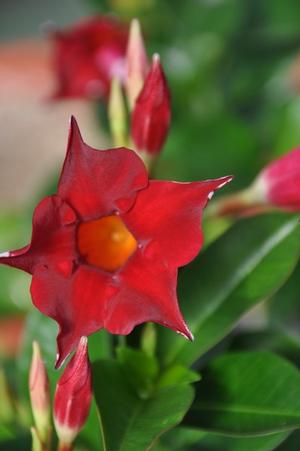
[{"x1": 57, "y1": 442, "x2": 72, "y2": 451}]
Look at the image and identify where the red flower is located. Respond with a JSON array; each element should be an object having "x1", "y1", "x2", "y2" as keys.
[
  {"x1": 54, "y1": 336, "x2": 92, "y2": 447},
  {"x1": 0, "y1": 118, "x2": 231, "y2": 367},
  {"x1": 52, "y1": 16, "x2": 128, "y2": 100},
  {"x1": 254, "y1": 148, "x2": 300, "y2": 211},
  {"x1": 131, "y1": 54, "x2": 171, "y2": 154}
]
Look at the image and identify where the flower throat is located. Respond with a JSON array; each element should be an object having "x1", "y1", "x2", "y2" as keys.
[{"x1": 77, "y1": 215, "x2": 137, "y2": 272}]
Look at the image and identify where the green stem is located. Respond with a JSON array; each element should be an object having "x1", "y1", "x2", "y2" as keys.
[
  {"x1": 118, "y1": 335, "x2": 126, "y2": 347},
  {"x1": 205, "y1": 187, "x2": 265, "y2": 219}
]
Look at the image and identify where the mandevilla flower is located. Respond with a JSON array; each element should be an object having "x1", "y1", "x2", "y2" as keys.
[
  {"x1": 252, "y1": 147, "x2": 300, "y2": 211},
  {"x1": 0, "y1": 117, "x2": 231, "y2": 367},
  {"x1": 52, "y1": 16, "x2": 128, "y2": 100},
  {"x1": 131, "y1": 54, "x2": 171, "y2": 157},
  {"x1": 54, "y1": 337, "x2": 92, "y2": 449}
]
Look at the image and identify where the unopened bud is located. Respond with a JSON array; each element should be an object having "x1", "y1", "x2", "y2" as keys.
[
  {"x1": 125, "y1": 18, "x2": 149, "y2": 110},
  {"x1": 251, "y1": 147, "x2": 300, "y2": 211},
  {"x1": 108, "y1": 77, "x2": 128, "y2": 147},
  {"x1": 29, "y1": 341, "x2": 51, "y2": 445},
  {"x1": 54, "y1": 337, "x2": 92, "y2": 448},
  {"x1": 131, "y1": 54, "x2": 171, "y2": 164}
]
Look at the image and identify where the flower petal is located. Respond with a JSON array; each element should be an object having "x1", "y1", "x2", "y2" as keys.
[
  {"x1": 57, "y1": 117, "x2": 148, "y2": 220},
  {"x1": 123, "y1": 177, "x2": 232, "y2": 268},
  {"x1": 104, "y1": 251, "x2": 192, "y2": 339},
  {"x1": 30, "y1": 265, "x2": 111, "y2": 368},
  {"x1": 0, "y1": 195, "x2": 77, "y2": 274}
]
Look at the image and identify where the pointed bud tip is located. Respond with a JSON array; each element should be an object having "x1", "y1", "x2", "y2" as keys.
[
  {"x1": 152, "y1": 53, "x2": 160, "y2": 65},
  {"x1": 79, "y1": 336, "x2": 88, "y2": 346},
  {"x1": 0, "y1": 251, "x2": 10, "y2": 258},
  {"x1": 130, "y1": 18, "x2": 141, "y2": 36}
]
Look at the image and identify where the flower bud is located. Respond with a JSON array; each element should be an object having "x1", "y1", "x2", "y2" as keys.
[
  {"x1": 131, "y1": 54, "x2": 171, "y2": 159},
  {"x1": 125, "y1": 18, "x2": 148, "y2": 110},
  {"x1": 108, "y1": 77, "x2": 128, "y2": 147},
  {"x1": 252, "y1": 147, "x2": 300, "y2": 211},
  {"x1": 29, "y1": 341, "x2": 51, "y2": 445},
  {"x1": 54, "y1": 337, "x2": 92, "y2": 448}
]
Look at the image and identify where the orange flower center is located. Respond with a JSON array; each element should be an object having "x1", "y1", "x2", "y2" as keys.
[{"x1": 77, "y1": 215, "x2": 137, "y2": 272}]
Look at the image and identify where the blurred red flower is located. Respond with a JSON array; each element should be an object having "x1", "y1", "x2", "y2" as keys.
[
  {"x1": 52, "y1": 16, "x2": 128, "y2": 100},
  {"x1": 0, "y1": 118, "x2": 231, "y2": 367}
]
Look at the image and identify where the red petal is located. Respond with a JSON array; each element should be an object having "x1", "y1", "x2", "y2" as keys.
[
  {"x1": 131, "y1": 54, "x2": 171, "y2": 154},
  {"x1": 57, "y1": 117, "x2": 148, "y2": 220},
  {"x1": 0, "y1": 195, "x2": 77, "y2": 274},
  {"x1": 104, "y1": 251, "x2": 192, "y2": 339},
  {"x1": 30, "y1": 265, "x2": 111, "y2": 368},
  {"x1": 123, "y1": 177, "x2": 232, "y2": 268}
]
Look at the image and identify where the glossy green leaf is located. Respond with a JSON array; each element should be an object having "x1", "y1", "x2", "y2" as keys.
[
  {"x1": 158, "y1": 426, "x2": 288, "y2": 451},
  {"x1": 269, "y1": 260, "x2": 300, "y2": 332},
  {"x1": 158, "y1": 214, "x2": 300, "y2": 367},
  {"x1": 276, "y1": 429, "x2": 300, "y2": 451},
  {"x1": 194, "y1": 431, "x2": 290, "y2": 451},
  {"x1": 185, "y1": 352, "x2": 300, "y2": 435},
  {"x1": 117, "y1": 346, "x2": 159, "y2": 398},
  {"x1": 229, "y1": 328, "x2": 300, "y2": 366},
  {"x1": 93, "y1": 359, "x2": 194, "y2": 451},
  {"x1": 0, "y1": 425, "x2": 14, "y2": 442},
  {"x1": 157, "y1": 365, "x2": 200, "y2": 389}
]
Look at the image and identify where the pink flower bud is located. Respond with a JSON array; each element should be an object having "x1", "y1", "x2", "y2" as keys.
[
  {"x1": 29, "y1": 341, "x2": 51, "y2": 445},
  {"x1": 54, "y1": 336, "x2": 92, "y2": 447},
  {"x1": 125, "y1": 18, "x2": 149, "y2": 110},
  {"x1": 131, "y1": 53, "x2": 171, "y2": 155},
  {"x1": 253, "y1": 148, "x2": 300, "y2": 211}
]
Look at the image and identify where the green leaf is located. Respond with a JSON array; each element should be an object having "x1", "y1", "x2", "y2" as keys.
[
  {"x1": 184, "y1": 352, "x2": 300, "y2": 435},
  {"x1": 0, "y1": 425, "x2": 14, "y2": 441},
  {"x1": 158, "y1": 427, "x2": 288, "y2": 451},
  {"x1": 269, "y1": 260, "x2": 300, "y2": 332},
  {"x1": 229, "y1": 328, "x2": 300, "y2": 366},
  {"x1": 156, "y1": 426, "x2": 205, "y2": 450},
  {"x1": 196, "y1": 431, "x2": 290, "y2": 451},
  {"x1": 157, "y1": 214, "x2": 300, "y2": 367},
  {"x1": 93, "y1": 359, "x2": 194, "y2": 451},
  {"x1": 276, "y1": 429, "x2": 300, "y2": 451},
  {"x1": 157, "y1": 365, "x2": 200, "y2": 389},
  {"x1": 117, "y1": 346, "x2": 159, "y2": 398}
]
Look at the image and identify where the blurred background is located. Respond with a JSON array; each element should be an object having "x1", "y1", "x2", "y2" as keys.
[{"x1": 1, "y1": 0, "x2": 300, "y2": 449}]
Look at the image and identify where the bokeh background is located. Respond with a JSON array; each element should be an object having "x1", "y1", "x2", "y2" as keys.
[{"x1": 1, "y1": 0, "x2": 300, "y2": 449}]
